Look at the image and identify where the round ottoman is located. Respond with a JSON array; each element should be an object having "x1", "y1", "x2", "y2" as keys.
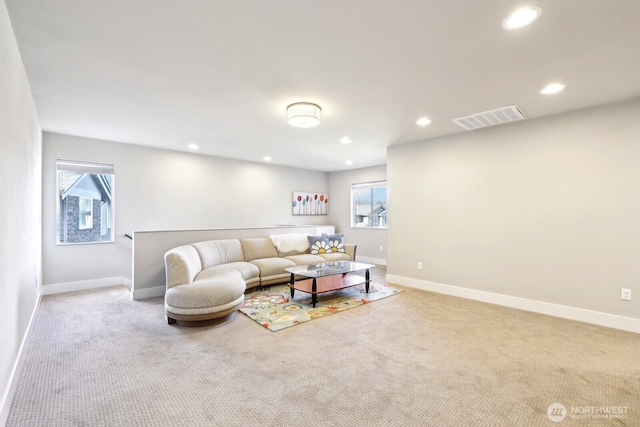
[{"x1": 165, "y1": 270, "x2": 246, "y2": 324}]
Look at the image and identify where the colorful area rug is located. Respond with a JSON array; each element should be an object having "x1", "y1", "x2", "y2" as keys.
[{"x1": 239, "y1": 282, "x2": 403, "y2": 331}]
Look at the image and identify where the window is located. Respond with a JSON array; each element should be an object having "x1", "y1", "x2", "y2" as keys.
[
  {"x1": 100, "y1": 202, "x2": 109, "y2": 236},
  {"x1": 351, "y1": 181, "x2": 387, "y2": 228},
  {"x1": 57, "y1": 160, "x2": 115, "y2": 244},
  {"x1": 78, "y1": 197, "x2": 93, "y2": 229}
]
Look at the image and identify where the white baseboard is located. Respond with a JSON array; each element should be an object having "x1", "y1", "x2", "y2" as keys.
[
  {"x1": 0, "y1": 289, "x2": 42, "y2": 426},
  {"x1": 131, "y1": 285, "x2": 165, "y2": 300},
  {"x1": 386, "y1": 274, "x2": 640, "y2": 334},
  {"x1": 357, "y1": 256, "x2": 386, "y2": 266},
  {"x1": 42, "y1": 276, "x2": 128, "y2": 295}
]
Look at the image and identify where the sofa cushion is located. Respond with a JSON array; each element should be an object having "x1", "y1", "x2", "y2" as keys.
[
  {"x1": 164, "y1": 245, "x2": 203, "y2": 288},
  {"x1": 308, "y1": 235, "x2": 330, "y2": 255},
  {"x1": 165, "y1": 271, "x2": 246, "y2": 310},
  {"x1": 225, "y1": 261, "x2": 260, "y2": 281},
  {"x1": 192, "y1": 239, "x2": 244, "y2": 269},
  {"x1": 195, "y1": 262, "x2": 259, "y2": 282},
  {"x1": 284, "y1": 254, "x2": 326, "y2": 266},
  {"x1": 319, "y1": 252, "x2": 352, "y2": 262},
  {"x1": 241, "y1": 238, "x2": 278, "y2": 261},
  {"x1": 249, "y1": 257, "x2": 296, "y2": 277}
]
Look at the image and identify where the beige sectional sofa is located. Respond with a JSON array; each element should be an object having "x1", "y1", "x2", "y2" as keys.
[{"x1": 163, "y1": 233, "x2": 356, "y2": 324}]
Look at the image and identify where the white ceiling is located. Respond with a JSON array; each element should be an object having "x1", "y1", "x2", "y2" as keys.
[{"x1": 6, "y1": 0, "x2": 640, "y2": 172}]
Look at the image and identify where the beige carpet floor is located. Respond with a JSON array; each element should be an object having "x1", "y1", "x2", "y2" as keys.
[{"x1": 7, "y1": 267, "x2": 640, "y2": 426}]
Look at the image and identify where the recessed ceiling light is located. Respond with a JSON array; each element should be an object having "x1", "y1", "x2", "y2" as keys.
[
  {"x1": 187, "y1": 143, "x2": 199, "y2": 150},
  {"x1": 502, "y1": 7, "x2": 541, "y2": 30},
  {"x1": 263, "y1": 155, "x2": 272, "y2": 161},
  {"x1": 416, "y1": 117, "x2": 431, "y2": 126},
  {"x1": 539, "y1": 83, "x2": 566, "y2": 95},
  {"x1": 345, "y1": 160, "x2": 353, "y2": 166},
  {"x1": 340, "y1": 137, "x2": 352, "y2": 144}
]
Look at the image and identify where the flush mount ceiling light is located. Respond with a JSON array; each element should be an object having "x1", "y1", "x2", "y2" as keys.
[
  {"x1": 340, "y1": 137, "x2": 352, "y2": 144},
  {"x1": 287, "y1": 102, "x2": 321, "y2": 128},
  {"x1": 502, "y1": 6, "x2": 541, "y2": 30},
  {"x1": 187, "y1": 143, "x2": 199, "y2": 150}
]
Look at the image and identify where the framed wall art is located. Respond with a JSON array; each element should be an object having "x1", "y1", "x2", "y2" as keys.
[{"x1": 292, "y1": 192, "x2": 328, "y2": 215}]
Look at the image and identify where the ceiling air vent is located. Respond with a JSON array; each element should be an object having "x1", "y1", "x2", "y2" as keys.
[{"x1": 452, "y1": 105, "x2": 526, "y2": 131}]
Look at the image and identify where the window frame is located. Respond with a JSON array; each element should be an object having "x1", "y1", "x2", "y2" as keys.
[
  {"x1": 56, "y1": 159, "x2": 115, "y2": 245},
  {"x1": 350, "y1": 180, "x2": 388, "y2": 229}
]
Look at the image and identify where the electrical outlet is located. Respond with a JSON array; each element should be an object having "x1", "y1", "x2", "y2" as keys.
[
  {"x1": 379, "y1": 246, "x2": 383, "y2": 252},
  {"x1": 621, "y1": 288, "x2": 632, "y2": 301},
  {"x1": 417, "y1": 262, "x2": 423, "y2": 270}
]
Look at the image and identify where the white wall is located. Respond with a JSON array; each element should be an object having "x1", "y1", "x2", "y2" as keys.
[
  {"x1": 328, "y1": 165, "x2": 386, "y2": 264},
  {"x1": 0, "y1": 3, "x2": 42, "y2": 423},
  {"x1": 387, "y1": 98, "x2": 640, "y2": 326},
  {"x1": 42, "y1": 132, "x2": 330, "y2": 287}
]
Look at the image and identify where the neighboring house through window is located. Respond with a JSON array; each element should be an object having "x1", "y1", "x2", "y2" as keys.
[
  {"x1": 56, "y1": 160, "x2": 115, "y2": 244},
  {"x1": 351, "y1": 181, "x2": 387, "y2": 228}
]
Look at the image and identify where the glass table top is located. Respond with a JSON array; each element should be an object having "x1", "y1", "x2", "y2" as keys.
[{"x1": 285, "y1": 261, "x2": 374, "y2": 278}]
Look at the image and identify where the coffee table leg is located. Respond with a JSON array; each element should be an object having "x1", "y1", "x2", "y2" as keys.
[
  {"x1": 365, "y1": 268, "x2": 370, "y2": 293},
  {"x1": 289, "y1": 273, "x2": 295, "y2": 298},
  {"x1": 312, "y1": 277, "x2": 317, "y2": 307}
]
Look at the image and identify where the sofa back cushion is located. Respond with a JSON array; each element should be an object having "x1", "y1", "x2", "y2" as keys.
[
  {"x1": 164, "y1": 245, "x2": 202, "y2": 288},
  {"x1": 240, "y1": 237, "x2": 278, "y2": 261},
  {"x1": 192, "y1": 239, "x2": 244, "y2": 269}
]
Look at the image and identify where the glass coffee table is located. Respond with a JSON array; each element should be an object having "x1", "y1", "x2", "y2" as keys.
[{"x1": 285, "y1": 261, "x2": 375, "y2": 307}]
